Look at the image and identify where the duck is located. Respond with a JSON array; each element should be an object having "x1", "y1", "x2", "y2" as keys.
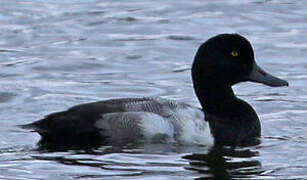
[{"x1": 20, "y1": 34, "x2": 288, "y2": 146}]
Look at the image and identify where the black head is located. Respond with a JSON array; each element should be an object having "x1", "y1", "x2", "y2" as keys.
[{"x1": 192, "y1": 34, "x2": 288, "y2": 88}]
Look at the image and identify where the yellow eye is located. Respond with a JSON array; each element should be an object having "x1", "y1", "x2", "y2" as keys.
[{"x1": 231, "y1": 50, "x2": 238, "y2": 57}]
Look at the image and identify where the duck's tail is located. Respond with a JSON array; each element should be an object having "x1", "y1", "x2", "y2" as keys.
[
  {"x1": 18, "y1": 123, "x2": 34, "y2": 129},
  {"x1": 17, "y1": 122, "x2": 46, "y2": 134}
]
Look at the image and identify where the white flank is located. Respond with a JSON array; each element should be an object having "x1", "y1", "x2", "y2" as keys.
[
  {"x1": 173, "y1": 106, "x2": 214, "y2": 146},
  {"x1": 139, "y1": 113, "x2": 175, "y2": 141}
]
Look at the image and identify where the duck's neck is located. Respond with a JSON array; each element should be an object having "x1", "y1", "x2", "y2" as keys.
[{"x1": 194, "y1": 83, "x2": 236, "y2": 115}]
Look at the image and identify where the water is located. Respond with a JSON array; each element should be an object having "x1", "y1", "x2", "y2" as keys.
[{"x1": 0, "y1": 0, "x2": 306, "y2": 179}]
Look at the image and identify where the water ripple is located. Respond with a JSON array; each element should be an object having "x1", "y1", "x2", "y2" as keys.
[{"x1": 0, "y1": 0, "x2": 306, "y2": 179}]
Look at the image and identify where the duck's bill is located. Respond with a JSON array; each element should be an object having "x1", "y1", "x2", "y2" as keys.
[{"x1": 247, "y1": 62, "x2": 289, "y2": 87}]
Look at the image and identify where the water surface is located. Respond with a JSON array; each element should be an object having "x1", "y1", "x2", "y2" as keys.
[{"x1": 0, "y1": 0, "x2": 307, "y2": 179}]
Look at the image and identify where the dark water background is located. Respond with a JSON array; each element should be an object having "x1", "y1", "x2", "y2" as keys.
[{"x1": 0, "y1": 0, "x2": 307, "y2": 179}]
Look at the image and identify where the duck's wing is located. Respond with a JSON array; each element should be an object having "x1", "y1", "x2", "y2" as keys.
[
  {"x1": 94, "y1": 111, "x2": 175, "y2": 144},
  {"x1": 19, "y1": 97, "x2": 178, "y2": 144}
]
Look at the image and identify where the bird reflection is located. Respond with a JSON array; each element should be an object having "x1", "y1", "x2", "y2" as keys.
[
  {"x1": 183, "y1": 145, "x2": 264, "y2": 179},
  {"x1": 35, "y1": 139, "x2": 265, "y2": 179}
]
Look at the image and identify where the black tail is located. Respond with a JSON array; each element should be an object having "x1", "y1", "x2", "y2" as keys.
[
  {"x1": 18, "y1": 121, "x2": 48, "y2": 135},
  {"x1": 17, "y1": 123, "x2": 35, "y2": 130}
]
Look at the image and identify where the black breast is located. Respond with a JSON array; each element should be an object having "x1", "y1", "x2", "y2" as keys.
[{"x1": 206, "y1": 98, "x2": 261, "y2": 146}]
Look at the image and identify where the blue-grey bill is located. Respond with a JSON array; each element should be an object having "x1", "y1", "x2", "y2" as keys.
[{"x1": 248, "y1": 62, "x2": 289, "y2": 87}]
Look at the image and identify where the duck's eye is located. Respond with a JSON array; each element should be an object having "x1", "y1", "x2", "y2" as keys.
[{"x1": 231, "y1": 50, "x2": 238, "y2": 57}]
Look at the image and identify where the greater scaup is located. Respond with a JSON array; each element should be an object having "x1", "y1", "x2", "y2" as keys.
[{"x1": 20, "y1": 34, "x2": 288, "y2": 146}]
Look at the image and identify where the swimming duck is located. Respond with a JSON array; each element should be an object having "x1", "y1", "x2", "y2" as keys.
[{"x1": 20, "y1": 34, "x2": 288, "y2": 146}]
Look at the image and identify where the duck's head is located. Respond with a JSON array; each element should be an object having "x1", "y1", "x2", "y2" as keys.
[{"x1": 192, "y1": 34, "x2": 289, "y2": 88}]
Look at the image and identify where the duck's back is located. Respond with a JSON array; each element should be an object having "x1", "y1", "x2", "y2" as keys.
[{"x1": 22, "y1": 97, "x2": 213, "y2": 145}]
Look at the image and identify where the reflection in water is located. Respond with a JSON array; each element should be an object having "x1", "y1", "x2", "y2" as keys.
[
  {"x1": 37, "y1": 140, "x2": 103, "y2": 153},
  {"x1": 36, "y1": 138, "x2": 141, "y2": 153},
  {"x1": 183, "y1": 145, "x2": 263, "y2": 179},
  {"x1": 0, "y1": 0, "x2": 306, "y2": 179},
  {"x1": 29, "y1": 142, "x2": 192, "y2": 179},
  {"x1": 35, "y1": 140, "x2": 264, "y2": 179}
]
